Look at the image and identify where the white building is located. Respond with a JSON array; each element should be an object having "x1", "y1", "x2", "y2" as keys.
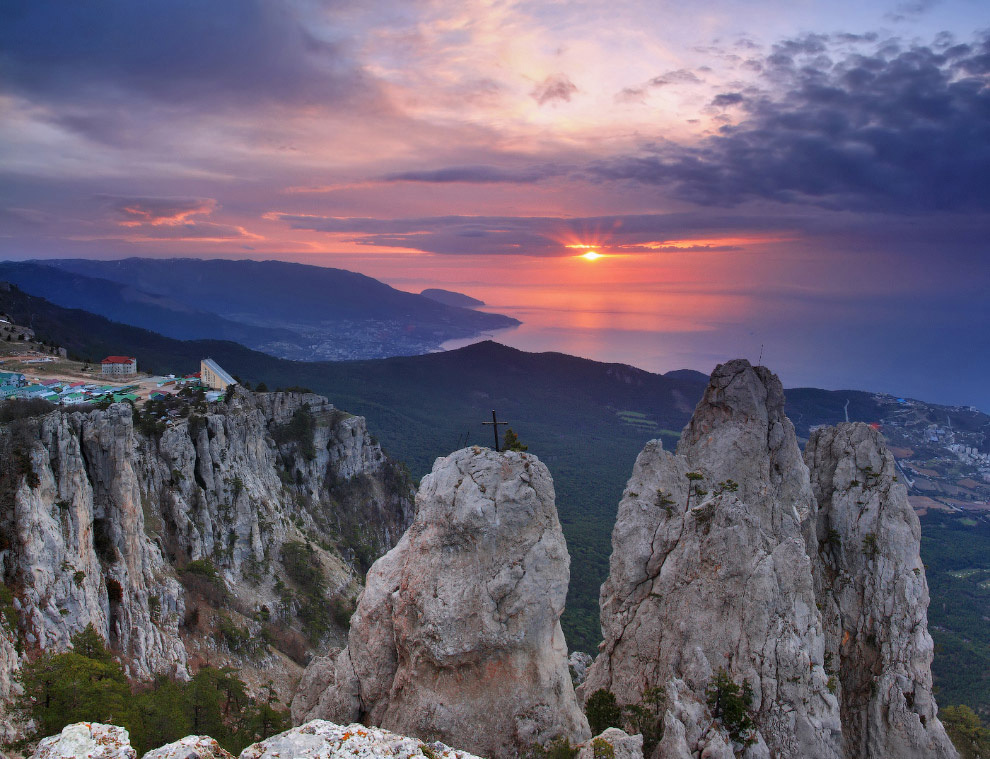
[
  {"x1": 101, "y1": 356, "x2": 137, "y2": 375},
  {"x1": 200, "y1": 358, "x2": 236, "y2": 391}
]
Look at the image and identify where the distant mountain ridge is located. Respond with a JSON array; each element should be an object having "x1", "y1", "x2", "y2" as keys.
[
  {"x1": 0, "y1": 262, "x2": 297, "y2": 345},
  {"x1": 419, "y1": 288, "x2": 485, "y2": 308},
  {"x1": 0, "y1": 258, "x2": 519, "y2": 361}
]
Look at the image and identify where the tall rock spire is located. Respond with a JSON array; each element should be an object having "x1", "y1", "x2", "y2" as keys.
[
  {"x1": 805, "y1": 423, "x2": 957, "y2": 759},
  {"x1": 581, "y1": 359, "x2": 842, "y2": 758},
  {"x1": 293, "y1": 447, "x2": 590, "y2": 759}
]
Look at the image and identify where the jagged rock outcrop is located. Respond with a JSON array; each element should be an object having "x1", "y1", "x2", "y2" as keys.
[
  {"x1": 0, "y1": 389, "x2": 413, "y2": 716},
  {"x1": 27, "y1": 720, "x2": 481, "y2": 759},
  {"x1": 806, "y1": 423, "x2": 957, "y2": 759},
  {"x1": 581, "y1": 359, "x2": 842, "y2": 758},
  {"x1": 293, "y1": 447, "x2": 590, "y2": 758},
  {"x1": 32, "y1": 722, "x2": 136, "y2": 758}
]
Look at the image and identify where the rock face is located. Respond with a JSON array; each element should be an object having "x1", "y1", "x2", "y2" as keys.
[
  {"x1": 581, "y1": 360, "x2": 842, "y2": 758},
  {"x1": 0, "y1": 626, "x2": 21, "y2": 744},
  {"x1": 805, "y1": 423, "x2": 957, "y2": 759},
  {"x1": 293, "y1": 447, "x2": 590, "y2": 758},
  {"x1": 0, "y1": 389, "x2": 413, "y2": 713},
  {"x1": 568, "y1": 651, "x2": 593, "y2": 687}
]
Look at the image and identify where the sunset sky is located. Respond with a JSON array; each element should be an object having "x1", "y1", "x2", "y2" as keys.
[{"x1": 1, "y1": 1, "x2": 988, "y2": 407}]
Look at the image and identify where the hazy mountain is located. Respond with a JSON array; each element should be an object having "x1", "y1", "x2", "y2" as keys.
[
  {"x1": 419, "y1": 288, "x2": 485, "y2": 308},
  {"x1": 0, "y1": 261, "x2": 297, "y2": 345},
  {"x1": 7, "y1": 258, "x2": 520, "y2": 361}
]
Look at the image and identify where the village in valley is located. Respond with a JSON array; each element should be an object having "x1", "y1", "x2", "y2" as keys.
[
  {"x1": 870, "y1": 395, "x2": 990, "y2": 517},
  {"x1": 804, "y1": 393, "x2": 990, "y2": 517}
]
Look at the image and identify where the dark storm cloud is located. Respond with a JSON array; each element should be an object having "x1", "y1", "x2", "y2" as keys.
[
  {"x1": 591, "y1": 31, "x2": 990, "y2": 212},
  {"x1": 0, "y1": 0, "x2": 367, "y2": 111},
  {"x1": 381, "y1": 165, "x2": 565, "y2": 184},
  {"x1": 530, "y1": 74, "x2": 578, "y2": 105},
  {"x1": 711, "y1": 92, "x2": 745, "y2": 106}
]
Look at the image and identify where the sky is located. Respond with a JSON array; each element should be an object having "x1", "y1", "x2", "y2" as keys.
[{"x1": 1, "y1": 0, "x2": 988, "y2": 408}]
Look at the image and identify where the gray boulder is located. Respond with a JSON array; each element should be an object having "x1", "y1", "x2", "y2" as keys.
[
  {"x1": 240, "y1": 720, "x2": 482, "y2": 759},
  {"x1": 577, "y1": 728, "x2": 644, "y2": 759},
  {"x1": 143, "y1": 735, "x2": 234, "y2": 759},
  {"x1": 31, "y1": 722, "x2": 135, "y2": 759}
]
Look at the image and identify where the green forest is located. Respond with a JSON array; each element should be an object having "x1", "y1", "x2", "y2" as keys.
[{"x1": 921, "y1": 512, "x2": 990, "y2": 716}]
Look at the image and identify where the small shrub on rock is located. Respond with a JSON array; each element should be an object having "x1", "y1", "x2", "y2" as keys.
[{"x1": 585, "y1": 688, "x2": 624, "y2": 736}]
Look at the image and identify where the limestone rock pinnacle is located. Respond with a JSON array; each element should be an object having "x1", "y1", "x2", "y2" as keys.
[
  {"x1": 806, "y1": 422, "x2": 957, "y2": 759},
  {"x1": 293, "y1": 447, "x2": 590, "y2": 758},
  {"x1": 582, "y1": 360, "x2": 842, "y2": 758}
]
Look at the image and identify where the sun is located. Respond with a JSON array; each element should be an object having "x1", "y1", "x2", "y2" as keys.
[{"x1": 581, "y1": 250, "x2": 602, "y2": 261}]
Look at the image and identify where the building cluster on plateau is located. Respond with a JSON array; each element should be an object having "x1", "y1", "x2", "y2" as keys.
[{"x1": 0, "y1": 354, "x2": 237, "y2": 407}]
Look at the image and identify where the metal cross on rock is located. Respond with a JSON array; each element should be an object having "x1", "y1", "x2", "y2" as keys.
[{"x1": 482, "y1": 409, "x2": 508, "y2": 452}]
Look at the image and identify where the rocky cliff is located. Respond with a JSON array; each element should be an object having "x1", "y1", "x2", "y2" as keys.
[
  {"x1": 806, "y1": 423, "x2": 956, "y2": 758},
  {"x1": 581, "y1": 359, "x2": 842, "y2": 758},
  {"x1": 0, "y1": 388, "x2": 414, "y2": 731},
  {"x1": 582, "y1": 360, "x2": 957, "y2": 759},
  {"x1": 292, "y1": 447, "x2": 590, "y2": 758}
]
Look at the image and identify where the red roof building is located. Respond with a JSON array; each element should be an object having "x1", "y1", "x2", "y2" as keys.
[{"x1": 101, "y1": 356, "x2": 137, "y2": 376}]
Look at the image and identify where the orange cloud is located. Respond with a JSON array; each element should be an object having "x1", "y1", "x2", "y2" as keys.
[{"x1": 111, "y1": 196, "x2": 219, "y2": 227}]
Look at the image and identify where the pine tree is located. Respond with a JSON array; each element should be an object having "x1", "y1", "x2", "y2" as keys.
[
  {"x1": 502, "y1": 428, "x2": 528, "y2": 452},
  {"x1": 585, "y1": 688, "x2": 623, "y2": 736}
]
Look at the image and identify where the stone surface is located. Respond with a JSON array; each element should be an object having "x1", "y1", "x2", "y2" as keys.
[
  {"x1": 293, "y1": 447, "x2": 590, "y2": 758},
  {"x1": 577, "y1": 728, "x2": 644, "y2": 759},
  {"x1": 806, "y1": 422, "x2": 958, "y2": 759},
  {"x1": 0, "y1": 627, "x2": 21, "y2": 744},
  {"x1": 143, "y1": 735, "x2": 234, "y2": 759},
  {"x1": 31, "y1": 722, "x2": 136, "y2": 759},
  {"x1": 581, "y1": 360, "x2": 842, "y2": 759},
  {"x1": 0, "y1": 390, "x2": 413, "y2": 712},
  {"x1": 239, "y1": 720, "x2": 483, "y2": 759},
  {"x1": 569, "y1": 651, "x2": 593, "y2": 687}
]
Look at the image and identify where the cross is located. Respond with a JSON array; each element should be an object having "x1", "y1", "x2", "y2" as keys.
[{"x1": 482, "y1": 409, "x2": 508, "y2": 452}]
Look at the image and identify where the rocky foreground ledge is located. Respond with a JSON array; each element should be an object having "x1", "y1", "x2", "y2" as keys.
[
  {"x1": 29, "y1": 720, "x2": 487, "y2": 759},
  {"x1": 28, "y1": 720, "x2": 643, "y2": 759}
]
